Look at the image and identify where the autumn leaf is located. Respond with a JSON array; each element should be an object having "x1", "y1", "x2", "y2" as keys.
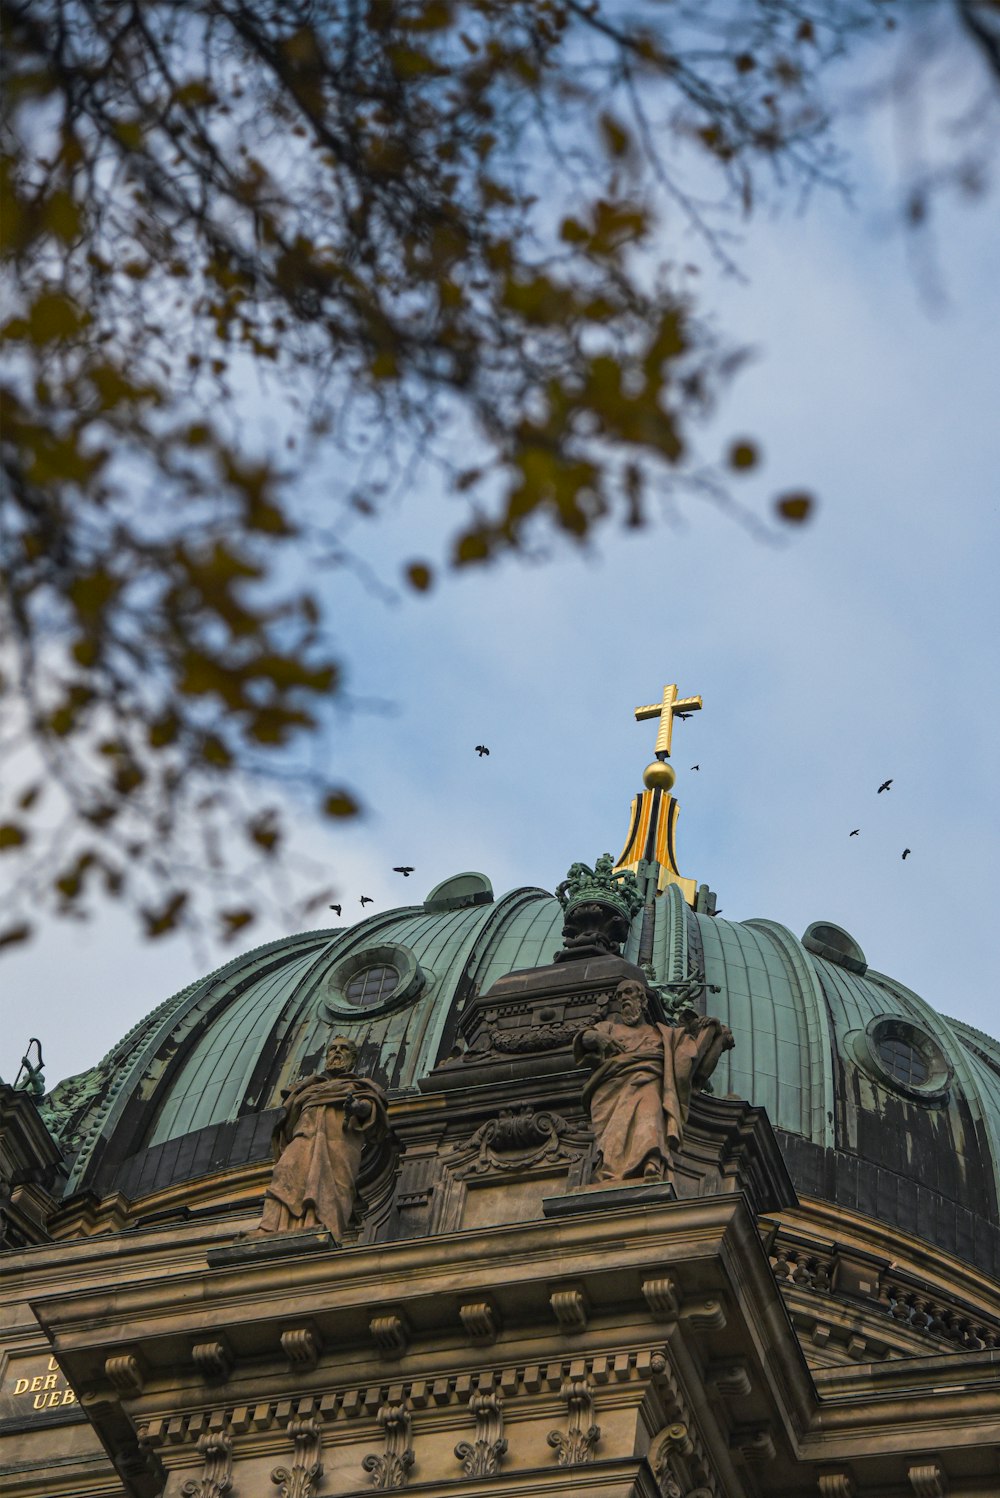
[
  {"x1": 322, "y1": 790, "x2": 359, "y2": 818},
  {"x1": 775, "y1": 491, "x2": 815, "y2": 523}
]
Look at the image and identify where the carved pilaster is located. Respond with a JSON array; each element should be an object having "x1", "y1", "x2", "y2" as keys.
[
  {"x1": 455, "y1": 1387, "x2": 507, "y2": 1478},
  {"x1": 547, "y1": 1376, "x2": 600, "y2": 1466},
  {"x1": 181, "y1": 1430, "x2": 233, "y2": 1498},
  {"x1": 362, "y1": 1401, "x2": 415, "y2": 1489},
  {"x1": 271, "y1": 1415, "x2": 323, "y2": 1498}
]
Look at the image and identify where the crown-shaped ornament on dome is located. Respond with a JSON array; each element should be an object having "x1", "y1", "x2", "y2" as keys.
[
  {"x1": 554, "y1": 854, "x2": 643, "y2": 964},
  {"x1": 556, "y1": 853, "x2": 643, "y2": 919}
]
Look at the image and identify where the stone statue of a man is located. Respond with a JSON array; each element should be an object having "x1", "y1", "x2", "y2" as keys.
[
  {"x1": 575, "y1": 978, "x2": 733, "y2": 1184},
  {"x1": 255, "y1": 1035, "x2": 388, "y2": 1240}
]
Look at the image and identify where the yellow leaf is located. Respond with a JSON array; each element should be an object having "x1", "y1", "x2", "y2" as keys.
[
  {"x1": 775, "y1": 491, "x2": 815, "y2": 523},
  {"x1": 728, "y1": 440, "x2": 759, "y2": 472},
  {"x1": 27, "y1": 291, "x2": 87, "y2": 344},
  {"x1": 322, "y1": 790, "x2": 359, "y2": 818},
  {"x1": 141, "y1": 891, "x2": 188, "y2": 937},
  {"x1": 405, "y1": 561, "x2": 434, "y2": 592},
  {"x1": 220, "y1": 908, "x2": 255, "y2": 939},
  {"x1": 0, "y1": 823, "x2": 28, "y2": 851},
  {"x1": 0, "y1": 923, "x2": 32, "y2": 951}
]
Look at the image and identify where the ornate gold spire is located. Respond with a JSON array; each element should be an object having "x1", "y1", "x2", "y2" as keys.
[{"x1": 615, "y1": 680, "x2": 701, "y2": 904}]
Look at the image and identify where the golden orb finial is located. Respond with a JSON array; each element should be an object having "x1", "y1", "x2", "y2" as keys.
[{"x1": 642, "y1": 759, "x2": 676, "y2": 792}]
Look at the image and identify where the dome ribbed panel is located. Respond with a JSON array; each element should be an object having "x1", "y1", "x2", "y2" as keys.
[
  {"x1": 697, "y1": 916, "x2": 824, "y2": 1140},
  {"x1": 146, "y1": 947, "x2": 325, "y2": 1145},
  {"x1": 473, "y1": 893, "x2": 563, "y2": 994}
]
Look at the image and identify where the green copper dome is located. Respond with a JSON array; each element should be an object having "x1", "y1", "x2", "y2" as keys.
[{"x1": 42, "y1": 874, "x2": 1000, "y2": 1275}]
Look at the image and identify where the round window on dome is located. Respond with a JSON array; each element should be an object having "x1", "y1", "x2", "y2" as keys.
[
  {"x1": 321, "y1": 942, "x2": 425, "y2": 1018},
  {"x1": 344, "y1": 963, "x2": 400, "y2": 1007},
  {"x1": 861, "y1": 1016, "x2": 953, "y2": 1102}
]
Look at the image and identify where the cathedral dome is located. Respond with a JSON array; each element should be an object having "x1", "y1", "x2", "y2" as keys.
[{"x1": 42, "y1": 873, "x2": 1000, "y2": 1276}]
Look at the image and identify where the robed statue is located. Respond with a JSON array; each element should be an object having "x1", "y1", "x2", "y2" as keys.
[
  {"x1": 255, "y1": 1035, "x2": 389, "y2": 1240},
  {"x1": 575, "y1": 978, "x2": 733, "y2": 1184}
]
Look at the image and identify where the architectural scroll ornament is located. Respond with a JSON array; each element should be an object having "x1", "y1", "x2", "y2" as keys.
[
  {"x1": 456, "y1": 1107, "x2": 578, "y2": 1176},
  {"x1": 181, "y1": 1430, "x2": 233, "y2": 1498},
  {"x1": 648, "y1": 1423, "x2": 699, "y2": 1498},
  {"x1": 271, "y1": 1416, "x2": 323, "y2": 1498},
  {"x1": 547, "y1": 1377, "x2": 600, "y2": 1466},
  {"x1": 362, "y1": 1401, "x2": 415, "y2": 1489},
  {"x1": 455, "y1": 1388, "x2": 507, "y2": 1478}
]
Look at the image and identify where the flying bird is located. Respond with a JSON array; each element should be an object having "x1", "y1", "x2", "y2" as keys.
[
  {"x1": 902, "y1": 848, "x2": 911, "y2": 860},
  {"x1": 878, "y1": 779, "x2": 893, "y2": 793},
  {"x1": 676, "y1": 711, "x2": 693, "y2": 721},
  {"x1": 690, "y1": 764, "x2": 700, "y2": 772},
  {"x1": 475, "y1": 744, "x2": 490, "y2": 757},
  {"x1": 329, "y1": 903, "x2": 342, "y2": 917},
  {"x1": 359, "y1": 895, "x2": 374, "y2": 906},
  {"x1": 849, "y1": 829, "x2": 860, "y2": 837},
  {"x1": 393, "y1": 866, "x2": 415, "y2": 877}
]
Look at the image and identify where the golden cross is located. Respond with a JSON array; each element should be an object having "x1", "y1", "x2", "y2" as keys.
[{"x1": 634, "y1": 682, "x2": 702, "y2": 759}]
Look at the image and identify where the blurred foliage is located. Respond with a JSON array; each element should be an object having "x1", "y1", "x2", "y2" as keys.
[{"x1": 0, "y1": 0, "x2": 993, "y2": 947}]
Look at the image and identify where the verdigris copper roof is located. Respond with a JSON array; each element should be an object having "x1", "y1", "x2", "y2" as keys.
[{"x1": 41, "y1": 874, "x2": 1000, "y2": 1273}]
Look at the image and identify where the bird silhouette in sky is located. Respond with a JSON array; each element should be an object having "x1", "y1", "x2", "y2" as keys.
[
  {"x1": 393, "y1": 866, "x2": 415, "y2": 877},
  {"x1": 329, "y1": 903, "x2": 342, "y2": 917},
  {"x1": 878, "y1": 779, "x2": 893, "y2": 793},
  {"x1": 676, "y1": 710, "x2": 693, "y2": 720},
  {"x1": 902, "y1": 848, "x2": 911, "y2": 860},
  {"x1": 475, "y1": 744, "x2": 490, "y2": 757},
  {"x1": 690, "y1": 764, "x2": 700, "y2": 772},
  {"x1": 850, "y1": 829, "x2": 860, "y2": 837},
  {"x1": 359, "y1": 895, "x2": 374, "y2": 906}
]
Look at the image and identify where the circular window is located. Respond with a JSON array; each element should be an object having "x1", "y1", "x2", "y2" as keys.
[
  {"x1": 876, "y1": 1033, "x2": 929, "y2": 1087},
  {"x1": 321, "y1": 942, "x2": 425, "y2": 1018},
  {"x1": 859, "y1": 1016, "x2": 954, "y2": 1102},
  {"x1": 344, "y1": 963, "x2": 400, "y2": 1007}
]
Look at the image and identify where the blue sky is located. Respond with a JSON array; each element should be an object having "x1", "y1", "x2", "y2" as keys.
[{"x1": 2, "y1": 19, "x2": 998, "y2": 1087}]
